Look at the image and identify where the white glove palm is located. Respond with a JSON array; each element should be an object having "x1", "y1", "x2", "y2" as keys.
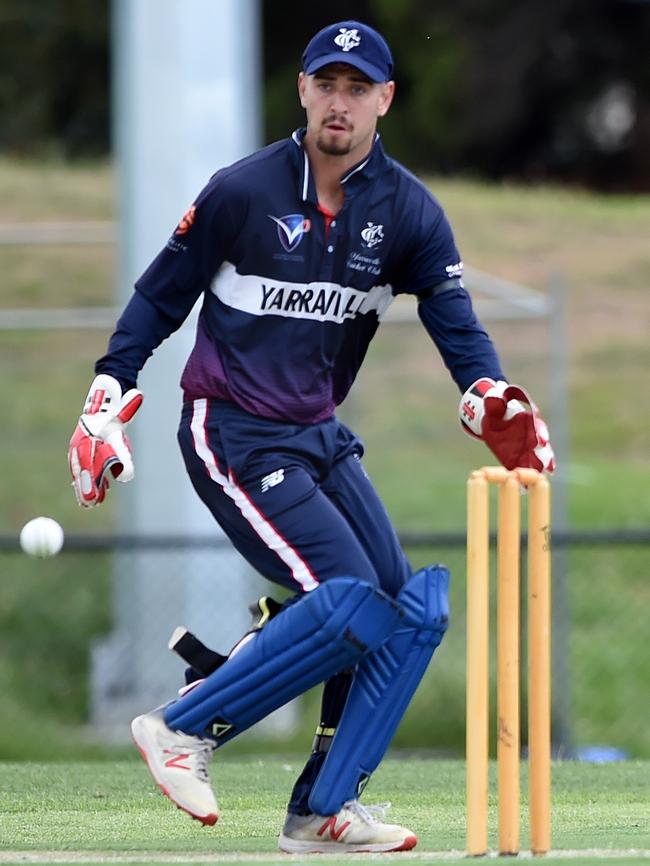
[{"x1": 68, "y1": 374, "x2": 143, "y2": 507}]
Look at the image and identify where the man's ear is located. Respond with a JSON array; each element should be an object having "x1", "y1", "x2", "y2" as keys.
[
  {"x1": 298, "y1": 71, "x2": 307, "y2": 108},
  {"x1": 377, "y1": 80, "x2": 395, "y2": 118}
]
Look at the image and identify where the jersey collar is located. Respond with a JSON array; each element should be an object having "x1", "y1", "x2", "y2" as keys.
[{"x1": 290, "y1": 128, "x2": 387, "y2": 203}]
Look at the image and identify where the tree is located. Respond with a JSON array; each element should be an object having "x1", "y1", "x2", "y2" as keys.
[{"x1": 0, "y1": 0, "x2": 109, "y2": 156}]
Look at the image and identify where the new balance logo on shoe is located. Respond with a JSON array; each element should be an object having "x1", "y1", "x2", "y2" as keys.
[
  {"x1": 261, "y1": 469, "x2": 285, "y2": 492},
  {"x1": 318, "y1": 816, "x2": 351, "y2": 841},
  {"x1": 163, "y1": 750, "x2": 192, "y2": 770}
]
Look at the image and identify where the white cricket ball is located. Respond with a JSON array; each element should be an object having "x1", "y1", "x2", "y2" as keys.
[{"x1": 19, "y1": 516, "x2": 65, "y2": 558}]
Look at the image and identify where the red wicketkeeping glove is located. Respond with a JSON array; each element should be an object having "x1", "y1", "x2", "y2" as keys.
[
  {"x1": 68, "y1": 374, "x2": 143, "y2": 507},
  {"x1": 459, "y1": 378, "x2": 555, "y2": 474}
]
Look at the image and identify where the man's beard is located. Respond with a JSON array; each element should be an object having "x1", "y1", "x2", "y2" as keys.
[
  {"x1": 316, "y1": 135, "x2": 352, "y2": 155},
  {"x1": 315, "y1": 118, "x2": 353, "y2": 155}
]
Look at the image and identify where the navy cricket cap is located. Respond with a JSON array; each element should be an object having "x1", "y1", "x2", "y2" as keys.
[{"x1": 302, "y1": 20, "x2": 394, "y2": 83}]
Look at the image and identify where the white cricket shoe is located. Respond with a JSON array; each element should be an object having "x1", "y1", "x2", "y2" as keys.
[
  {"x1": 278, "y1": 800, "x2": 417, "y2": 853},
  {"x1": 131, "y1": 708, "x2": 218, "y2": 825}
]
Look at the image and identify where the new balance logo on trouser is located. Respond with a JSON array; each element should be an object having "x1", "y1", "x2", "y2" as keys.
[{"x1": 131, "y1": 565, "x2": 449, "y2": 852}]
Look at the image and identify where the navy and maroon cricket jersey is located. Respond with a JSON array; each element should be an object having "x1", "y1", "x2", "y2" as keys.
[{"x1": 96, "y1": 129, "x2": 503, "y2": 422}]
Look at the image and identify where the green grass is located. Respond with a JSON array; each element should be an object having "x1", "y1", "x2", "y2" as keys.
[
  {"x1": 0, "y1": 157, "x2": 113, "y2": 222},
  {"x1": 0, "y1": 758, "x2": 648, "y2": 862}
]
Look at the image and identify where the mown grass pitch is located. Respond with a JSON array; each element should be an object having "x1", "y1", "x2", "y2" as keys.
[{"x1": 0, "y1": 757, "x2": 648, "y2": 865}]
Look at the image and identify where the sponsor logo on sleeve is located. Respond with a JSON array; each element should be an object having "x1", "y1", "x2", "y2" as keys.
[
  {"x1": 166, "y1": 203, "x2": 197, "y2": 252},
  {"x1": 445, "y1": 261, "x2": 463, "y2": 278},
  {"x1": 175, "y1": 204, "x2": 196, "y2": 236}
]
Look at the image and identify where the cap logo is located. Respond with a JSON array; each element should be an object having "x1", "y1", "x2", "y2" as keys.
[{"x1": 334, "y1": 28, "x2": 361, "y2": 52}]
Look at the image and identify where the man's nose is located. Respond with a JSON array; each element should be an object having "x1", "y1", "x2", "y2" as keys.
[{"x1": 329, "y1": 89, "x2": 348, "y2": 113}]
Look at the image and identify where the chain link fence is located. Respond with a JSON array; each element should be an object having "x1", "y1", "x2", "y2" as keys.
[{"x1": 1, "y1": 530, "x2": 647, "y2": 758}]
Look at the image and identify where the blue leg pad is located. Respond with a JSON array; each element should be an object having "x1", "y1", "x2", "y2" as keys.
[
  {"x1": 164, "y1": 577, "x2": 403, "y2": 740},
  {"x1": 308, "y1": 564, "x2": 450, "y2": 816}
]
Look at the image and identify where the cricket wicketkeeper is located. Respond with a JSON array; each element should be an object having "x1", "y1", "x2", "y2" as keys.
[{"x1": 68, "y1": 19, "x2": 554, "y2": 854}]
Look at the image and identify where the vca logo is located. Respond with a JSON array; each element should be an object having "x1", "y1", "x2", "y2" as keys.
[
  {"x1": 268, "y1": 214, "x2": 311, "y2": 253},
  {"x1": 360, "y1": 221, "x2": 384, "y2": 249}
]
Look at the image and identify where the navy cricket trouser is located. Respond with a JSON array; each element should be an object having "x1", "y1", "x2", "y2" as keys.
[{"x1": 177, "y1": 398, "x2": 411, "y2": 599}]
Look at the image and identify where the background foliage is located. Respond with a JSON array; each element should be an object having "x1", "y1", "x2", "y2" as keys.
[
  {"x1": 0, "y1": 0, "x2": 649, "y2": 188},
  {"x1": 0, "y1": 0, "x2": 109, "y2": 157}
]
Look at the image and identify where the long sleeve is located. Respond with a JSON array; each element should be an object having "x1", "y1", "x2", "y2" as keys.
[
  {"x1": 417, "y1": 284, "x2": 505, "y2": 392},
  {"x1": 94, "y1": 289, "x2": 188, "y2": 391},
  {"x1": 94, "y1": 167, "x2": 248, "y2": 390}
]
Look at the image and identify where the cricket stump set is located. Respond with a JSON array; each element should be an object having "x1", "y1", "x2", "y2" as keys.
[{"x1": 466, "y1": 466, "x2": 551, "y2": 856}]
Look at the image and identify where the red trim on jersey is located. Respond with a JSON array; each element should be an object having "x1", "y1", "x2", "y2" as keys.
[{"x1": 317, "y1": 203, "x2": 337, "y2": 243}]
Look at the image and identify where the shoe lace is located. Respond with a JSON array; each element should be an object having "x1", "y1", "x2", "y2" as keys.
[
  {"x1": 344, "y1": 799, "x2": 392, "y2": 825},
  {"x1": 191, "y1": 738, "x2": 214, "y2": 783},
  {"x1": 364, "y1": 801, "x2": 392, "y2": 820}
]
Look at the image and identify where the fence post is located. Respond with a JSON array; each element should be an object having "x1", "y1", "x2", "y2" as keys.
[{"x1": 549, "y1": 272, "x2": 573, "y2": 755}]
